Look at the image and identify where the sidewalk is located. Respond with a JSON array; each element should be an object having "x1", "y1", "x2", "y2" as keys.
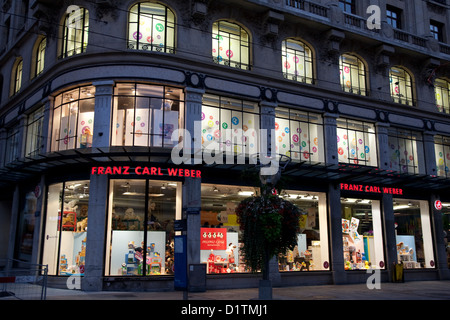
[{"x1": 39, "y1": 280, "x2": 450, "y2": 300}]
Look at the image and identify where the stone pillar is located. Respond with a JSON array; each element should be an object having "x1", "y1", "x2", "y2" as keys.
[
  {"x1": 323, "y1": 113, "x2": 345, "y2": 283},
  {"x1": 183, "y1": 87, "x2": 204, "y2": 267},
  {"x1": 423, "y1": 131, "x2": 437, "y2": 176},
  {"x1": 0, "y1": 128, "x2": 7, "y2": 167},
  {"x1": 40, "y1": 96, "x2": 54, "y2": 154},
  {"x1": 82, "y1": 81, "x2": 114, "y2": 291},
  {"x1": 376, "y1": 122, "x2": 390, "y2": 170}
]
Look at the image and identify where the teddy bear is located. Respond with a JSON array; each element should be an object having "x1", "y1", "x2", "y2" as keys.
[{"x1": 62, "y1": 212, "x2": 75, "y2": 227}]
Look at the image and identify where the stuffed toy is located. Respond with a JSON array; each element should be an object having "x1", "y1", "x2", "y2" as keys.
[
  {"x1": 62, "y1": 212, "x2": 75, "y2": 226},
  {"x1": 77, "y1": 218, "x2": 88, "y2": 232}
]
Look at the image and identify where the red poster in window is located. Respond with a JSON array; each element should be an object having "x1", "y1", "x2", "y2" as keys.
[{"x1": 200, "y1": 228, "x2": 227, "y2": 250}]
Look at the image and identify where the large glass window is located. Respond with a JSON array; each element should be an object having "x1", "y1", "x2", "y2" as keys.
[
  {"x1": 42, "y1": 181, "x2": 90, "y2": 276},
  {"x1": 112, "y1": 83, "x2": 184, "y2": 148},
  {"x1": 51, "y1": 86, "x2": 96, "y2": 151},
  {"x1": 5, "y1": 126, "x2": 20, "y2": 164},
  {"x1": 278, "y1": 191, "x2": 329, "y2": 271},
  {"x1": 434, "y1": 135, "x2": 450, "y2": 178},
  {"x1": 212, "y1": 20, "x2": 250, "y2": 70},
  {"x1": 201, "y1": 94, "x2": 259, "y2": 158},
  {"x1": 25, "y1": 107, "x2": 45, "y2": 157},
  {"x1": 388, "y1": 128, "x2": 424, "y2": 174},
  {"x1": 127, "y1": 2, "x2": 175, "y2": 53},
  {"x1": 61, "y1": 7, "x2": 89, "y2": 58},
  {"x1": 281, "y1": 39, "x2": 314, "y2": 84},
  {"x1": 434, "y1": 78, "x2": 450, "y2": 114},
  {"x1": 394, "y1": 199, "x2": 435, "y2": 269},
  {"x1": 341, "y1": 198, "x2": 385, "y2": 270},
  {"x1": 339, "y1": 0, "x2": 355, "y2": 14},
  {"x1": 275, "y1": 107, "x2": 324, "y2": 163},
  {"x1": 339, "y1": 54, "x2": 367, "y2": 96},
  {"x1": 106, "y1": 180, "x2": 181, "y2": 276},
  {"x1": 13, "y1": 58, "x2": 23, "y2": 95},
  {"x1": 390, "y1": 66, "x2": 414, "y2": 106},
  {"x1": 441, "y1": 203, "x2": 450, "y2": 269},
  {"x1": 200, "y1": 184, "x2": 257, "y2": 274},
  {"x1": 337, "y1": 118, "x2": 377, "y2": 166}
]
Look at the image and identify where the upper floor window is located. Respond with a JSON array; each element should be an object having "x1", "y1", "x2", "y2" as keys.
[
  {"x1": 275, "y1": 107, "x2": 324, "y2": 164},
  {"x1": 5, "y1": 126, "x2": 20, "y2": 164},
  {"x1": 387, "y1": 127, "x2": 424, "y2": 175},
  {"x1": 61, "y1": 7, "x2": 89, "y2": 58},
  {"x1": 434, "y1": 135, "x2": 450, "y2": 178},
  {"x1": 339, "y1": 54, "x2": 367, "y2": 96},
  {"x1": 339, "y1": 0, "x2": 355, "y2": 14},
  {"x1": 25, "y1": 107, "x2": 45, "y2": 157},
  {"x1": 390, "y1": 66, "x2": 414, "y2": 106},
  {"x1": 112, "y1": 83, "x2": 184, "y2": 148},
  {"x1": 51, "y1": 86, "x2": 96, "y2": 151},
  {"x1": 337, "y1": 118, "x2": 377, "y2": 167},
  {"x1": 12, "y1": 58, "x2": 23, "y2": 95},
  {"x1": 386, "y1": 5, "x2": 402, "y2": 29},
  {"x1": 435, "y1": 78, "x2": 450, "y2": 114},
  {"x1": 35, "y1": 37, "x2": 46, "y2": 77},
  {"x1": 430, "y1": 20, "x2": 444, "y2": 42},
  {"x1": 201, "y1": 94, "x2": 259, "y2": 157},
  {"x1": 212, "y1": 20, "x2": 250, "y2": 70},
  {"x1": 282, "y1": 39, "x2": 314, "y2": 84},
  {"x1": 127, "y1": 2, "x2": 175, "y2": 53}
]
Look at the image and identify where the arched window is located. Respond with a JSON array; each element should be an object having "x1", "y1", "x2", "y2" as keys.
[
  {"x1": 389, "y1": 66, "x2": 414, "y2": 106},
  {"x1": 127, "y1": 2, "x2": 175, "y2": 53},
  {"x1": 60, "y1": 6, "x2": 89, "y2": 58},
  {"x1": 212, "y1": 20, "x2": 250, "y2": 70},
  {"x1": 35, "y1": 37, "x2": 46, "y2": 76},
  {"x1": 434, "y1": 78, "x2": 450, "y2": 114},
  {"x1": 339, "y1": 54, "x2": 367, "y2": 95},
  {"x1": 12, "y1": 58, "x2": 23, "y2": 95},
  {"x1": 282, "y1": 39, "x2": 314, "y2": 84}
]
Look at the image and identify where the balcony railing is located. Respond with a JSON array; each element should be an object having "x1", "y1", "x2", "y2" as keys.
[{"x1": 285, "y1": 0, "x2": 328, "y2": 18}]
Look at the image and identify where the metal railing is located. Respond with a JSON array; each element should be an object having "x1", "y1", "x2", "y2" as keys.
[{"x1": 0, "y1": 259, "x2": 48, "y2": 300}]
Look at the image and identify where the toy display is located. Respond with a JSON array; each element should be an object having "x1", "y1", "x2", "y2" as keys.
[
  {"x1": 396, "y1": 240, "x2": 420, "y2": 268},
  {"x1": 121, "y1": 240, "x2": 165, "y2": 275}
]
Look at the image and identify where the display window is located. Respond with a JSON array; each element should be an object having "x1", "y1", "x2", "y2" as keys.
[
  {"x1": 51, "y1": 86, "x2": 96, "y2": 152},
  {"x1": 200, "y1": 184, "x2": 258, "y2": 274},
  {"x1": 4, "y1": 126, "x2": 20, "y2": 164},
  {"x1": 434, "y1": 135, "x2": 450, "y2": 178},
  {"x1": 278, "y1": 191, "x2": 329, "y2": 271},
  {"x1": 42, "y1": 181, "x2": 90, "y2": 276},
  {"x1": 337, "y1": 118, "x2": 377, "y2": 167},
  {"x1": 387, "y1": 127, "x2": 424, "y2": 175},
  {"x1": 201, "y1": 94, "x2": 259, "y2": 158},
  {"x1": 441, "y1": 203, "x2": 450, "y2": 268},
  {"x1": 341, "y1": 198, "x2": 385, "y2": 270},
  {"x1": 212, "y1": 20, "x2": 250, "y2": 70},
  {"x1": 111, "y1": 83, "x2": 184, "y2": 148},
  {"x1": 105, "y1": 179, "x2": 181, "y2": 276},
  {"x1": 127, "y1": 2, "x2": 175, "y2": 53},
  {"x1": 434, "y1": 78, "x2": 450, "y2": 114},
  {"x1": 393, "y1": 199, "x2": 435, "y2": 269},
  {"x1": 339, "y1": 54, "x2": 367, "y2": 96},
  {"x1": 275, "y1": 107, "x2": 324, "y2": 163},
  {"x1": 281, "y1": 38, "x2": 314, "y2": 84}
]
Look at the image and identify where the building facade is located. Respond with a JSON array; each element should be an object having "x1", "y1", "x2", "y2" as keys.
[{"x1": 0, "y1": 0, "x2": 449, "y2": 291}]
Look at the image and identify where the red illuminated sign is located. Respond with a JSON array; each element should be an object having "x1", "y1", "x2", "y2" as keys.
[
  {"x1": 91, "y1": 166, "x2": 201, "y2": 178},
  {"x1": 340, "y1": 183, "x2": 403, "y2": 195},
  {"x1": 434, "y1": 200, "x2": 442, "y2": 210},
  {"x1": 200, "y1": 228, "x2": 227, "y2": 250}
]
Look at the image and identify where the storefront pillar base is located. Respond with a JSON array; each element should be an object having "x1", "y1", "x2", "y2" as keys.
[
  {"x1": 258, "y1": 280, "x2": 272, "y2": 300},
  {"x1": 331, "y1": 270, "x2": 347, "y2": 285},
  {"x1": 82, "y1": 276, "x2": 103, "y2": 292}
]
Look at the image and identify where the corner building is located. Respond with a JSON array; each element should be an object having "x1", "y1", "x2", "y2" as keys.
[{"x1": 1, "y1": 0, "x2": 449, "y2": 291}]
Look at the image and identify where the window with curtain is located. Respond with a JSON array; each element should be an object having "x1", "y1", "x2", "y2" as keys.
[
  {"x1": 212, "y1": 20, "x2": 250, "y2": 70},
  {"x1": 61, "y1": 7, "x2": 89, "y2": 58},
  {"x1": 282, "y1": 39, "x2": 314, "y2": 84},
  {"x1": 339, "y1": 54, "x2": 367, "y2": 96},
  {"x1": 127, "y1": 2, "x2": 175, "y2": 53},
  {"x1": 435, "y1": 78, "x2": 450, "y2": 114},
  {"x1": 390, "y1": 66, "x2": 414, "y2": 106},
  {"x1": 434, "y1": 135, "x2": 450, "y2": 178}
]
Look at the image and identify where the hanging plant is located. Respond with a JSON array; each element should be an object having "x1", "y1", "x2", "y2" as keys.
[{"x1": 235, "y1": 189, "x2": 301, "y2": 275}]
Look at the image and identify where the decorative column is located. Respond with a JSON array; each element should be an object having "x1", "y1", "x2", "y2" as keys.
[
  {"x1": 183, "y1": 87, "x2": 204, "y2": 268},
  {"x1": 83, "y1": 81, "x2": 114, "y2": 291},
  {"x1": 323, "y1": 112, "x2": 346, "y2": 284}
]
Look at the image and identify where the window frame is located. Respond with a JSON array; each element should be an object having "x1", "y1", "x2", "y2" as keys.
[
  {"x1": 389, "y1": 66, "x2": 414, "y2": 106},
  {"x1": 281, "y1": 38, "x2": 314, "y2": 84},
  {"x1": 339, "y1": 0, "x2": 356, "y2": 14},
  {"x1": 430, "y1": 20, "x2": 444, "y2": 42},
  {"x1": 13, "y1": 58, "x2": 23, "y2": 95},
  {"x1": 387, "y1": 127, "x2": 424, "y2": 175},
  {"x1": 35, "y1": 37, "x2": 46, "y2": 77},
  {"x1": 339, "y1": 53, "x2": 367, "y2": 96},
  {"x1": 212, "y1": 20, "x2": 251, "y2": 70},
  {"x1": 386, "y1": 5, "x2": 402, "y2": 29},
  {"x1": 60, "y1": 7, "x2": 89, "y2": 59},
  {"x1": 25, "y1": 107, "x2": 45, "y2": 157}
]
